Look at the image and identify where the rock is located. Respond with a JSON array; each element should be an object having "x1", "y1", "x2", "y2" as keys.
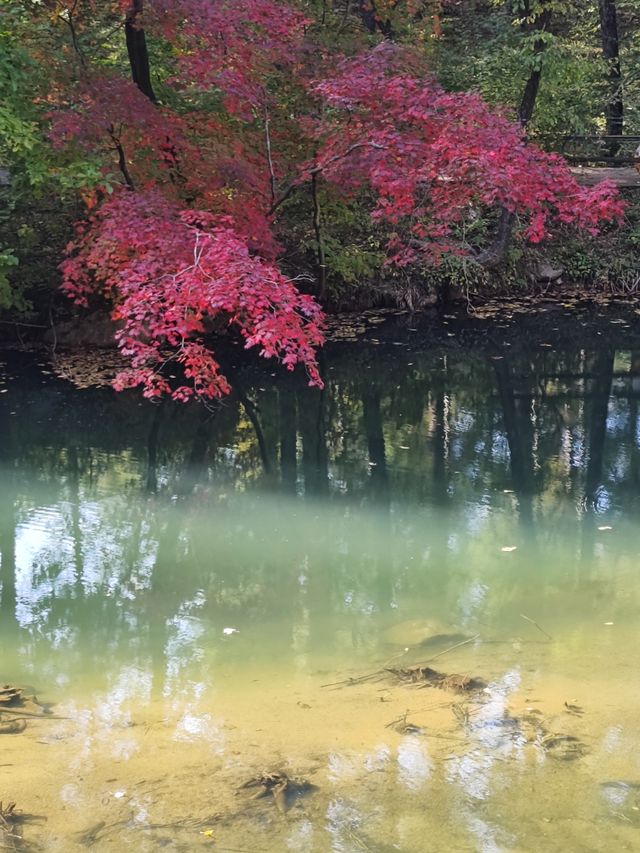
[
  {"x1": 382, "y1": 618, "x2": 464, "y2": 648},
  {"x1": 535, "y1": 262, "x2": 564, "y2": 284},
  {"x1": 45, "y1": 311, "x2": 121, "y2": 348}
]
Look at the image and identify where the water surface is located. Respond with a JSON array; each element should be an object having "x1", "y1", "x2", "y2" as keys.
[{"x1": 2, "y1": 312, "x2": 640, "y2": 851}]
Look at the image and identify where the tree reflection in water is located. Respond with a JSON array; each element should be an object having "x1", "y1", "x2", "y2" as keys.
[{"x1": 2, "y1": 315, "x2": 640, "y2": 850}]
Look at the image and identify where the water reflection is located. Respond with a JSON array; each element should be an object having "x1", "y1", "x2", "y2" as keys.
[{"x1": 3, "y1": 318, "x2": 640, "y2": 850}]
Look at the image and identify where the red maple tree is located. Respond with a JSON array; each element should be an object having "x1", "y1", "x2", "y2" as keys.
[{"x1": 50, "y1": 2, "x2": 623, "y2": 400}]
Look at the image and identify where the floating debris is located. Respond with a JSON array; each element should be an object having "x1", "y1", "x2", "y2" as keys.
[
  {"x1": 323, "y1": 309, "x2": 407, "y2": 343},
  {"x1": 52, "y1": 350, "x2": 129, "y2": 389},
  {"x1": 0, "y1": 719, "x2": 26, "y2": 735},
  {"x1": 0, "y1": 685, "x2": 55, "y2": 734},
  {"x1": 73, "y1": 821, "x2": 107, "y2": 847},
  {"x1": 520, "y1": 613, "x2": 553, "y2": 641},
  {"x1": 387, "y1": 665, "x2": 486, "y2": 693},
  {"x1": 240, "y1": 771, "x2": 316, "y2": 814},
  {"x1": 385, "y1": 711, "x2": 425, "y2": 736},
  {"x1": 0, "y1": 687, "x2": 24, "y2": 707},
  {"x1": 0, "y1": 686, "x2": 50, "y2": 715},
  {"x1": 0, "y1": 802, "x2": 30, "y2": 851},
  {"x1": 540, "y1": 733, "x2": 588, "y2": 761},
  {"x1": 451, "y1": 703, "x2": 471, "y2": 725}
]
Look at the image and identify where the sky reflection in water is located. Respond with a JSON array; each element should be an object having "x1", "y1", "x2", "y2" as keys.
[{"x1": 2, "y1": 329, "x2": 640, "y2": 851}]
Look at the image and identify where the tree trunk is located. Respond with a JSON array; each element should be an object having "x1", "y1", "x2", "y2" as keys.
[
  {"x1": 362, "y1": 386, "x2": 390, "y2": 508},
  {"x1": 517, "y1": 7, "x2": 551, "y2": 127},
  {"x1": 298, "y1": 372, "x2": 329, "y2": 498},
  {"x1": 493, "y1": 357, "x2": 537, "y2": 526},
  {"x1": 431, "y1": 369, "x2": 448, "y2": 506},
  {"x1": 126, "y1": 0, "x2": 157, "y2": 103},
  {"x1": 177, "y1": 405, "x2": 218, "y2": 493},
  {"x1": 584, "y1": 349, "x2": 614, "y2": 507},
  {"x1": 598, "y1": 0, "x2": 623, "y2": 149},
  {"x1": 474, "y1": 207, "x2": 516, "y2": 269},
  {"x1": 278, "y1": 388, "x2": 298, "y2": 493},
  {"x1": 629, "y1": 352, "x2": 640, "y2": 489},
  {"x1": 357, "y1": 1, "x2": 394, "y2": 38},
  {"x1": 476, "y1": 2, "x2": 551, "y2": 269},
  {"x1": 580, "y1": 348, "x2": 614, "y2": 570},
  {"x1": 146, "y1": 403, "x2": 164, "y2": 493},
  {"x1": 311, "y1": 172, "x2": 327, "y2": 301}
]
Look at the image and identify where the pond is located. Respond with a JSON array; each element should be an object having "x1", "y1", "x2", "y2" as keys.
[{"x1": 2, "y1": 308, "x2": 640, "y2": 851}]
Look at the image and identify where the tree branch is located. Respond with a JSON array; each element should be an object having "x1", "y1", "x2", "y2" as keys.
[
  {"x1": 268, "y1": 140, "x2": 384, "y2": 215},
  {"x1": 311, "y1": 172, "x2": 327, "y2": 300},
  {"x1": 263, "y1": 104, "x2": 277, "y2": 208},
  {"x1": 108, "y1": 126, "x2": 135, "y2": 189},
  {"x1": 59, "y1": 0, "x2": 87, "y2": 70}
]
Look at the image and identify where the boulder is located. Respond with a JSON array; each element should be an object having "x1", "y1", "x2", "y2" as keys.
[{"x1": 45, "y1": 311, "x2": 121, "y2": 348}]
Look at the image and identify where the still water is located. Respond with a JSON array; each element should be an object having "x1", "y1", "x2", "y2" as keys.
[{"x1": 2, "y1": 311, "x2": 640, "y2": 851}]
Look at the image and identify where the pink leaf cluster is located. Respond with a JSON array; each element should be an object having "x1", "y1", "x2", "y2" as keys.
[
  {"x1": 312, "y1": 45, "x2": 624, "y2": 263},
  {"x1": 50, "y1": 75, "x2": 178, "y2": 153},
  {"x1": 150, "y1": 0, "x2": 308, "y2": 116},
  {"x1": 61, "y1": 190, "x2": 324, "y2": 400}
]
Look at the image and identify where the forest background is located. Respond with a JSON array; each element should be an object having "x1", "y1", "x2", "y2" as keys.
[{"x1": 0, "y1": 0, "x2": 638, "y2": 399}]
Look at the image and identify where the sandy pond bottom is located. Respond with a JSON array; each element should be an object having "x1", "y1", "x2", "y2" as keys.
[{"x1": 5, "y1": 622, "x2": 640, "y2": 853}]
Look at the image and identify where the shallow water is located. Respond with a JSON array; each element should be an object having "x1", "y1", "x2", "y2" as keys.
[{"x1": 2, "y1": 315, "x2": 640, "y2": 851}]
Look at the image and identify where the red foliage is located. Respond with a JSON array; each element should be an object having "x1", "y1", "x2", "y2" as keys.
[
  {"x1": 151, "y1": 0, "x2": 308, "y2": 117},
  {"x1": 61, "y1": 191, "x2": 324, "y2": 400},
  {"x1": 312, "y1": 45, "x2": 624, "y2": 264},
  {"x1": 48, "y1": 6, "x2": 625, "y2": 403}
]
